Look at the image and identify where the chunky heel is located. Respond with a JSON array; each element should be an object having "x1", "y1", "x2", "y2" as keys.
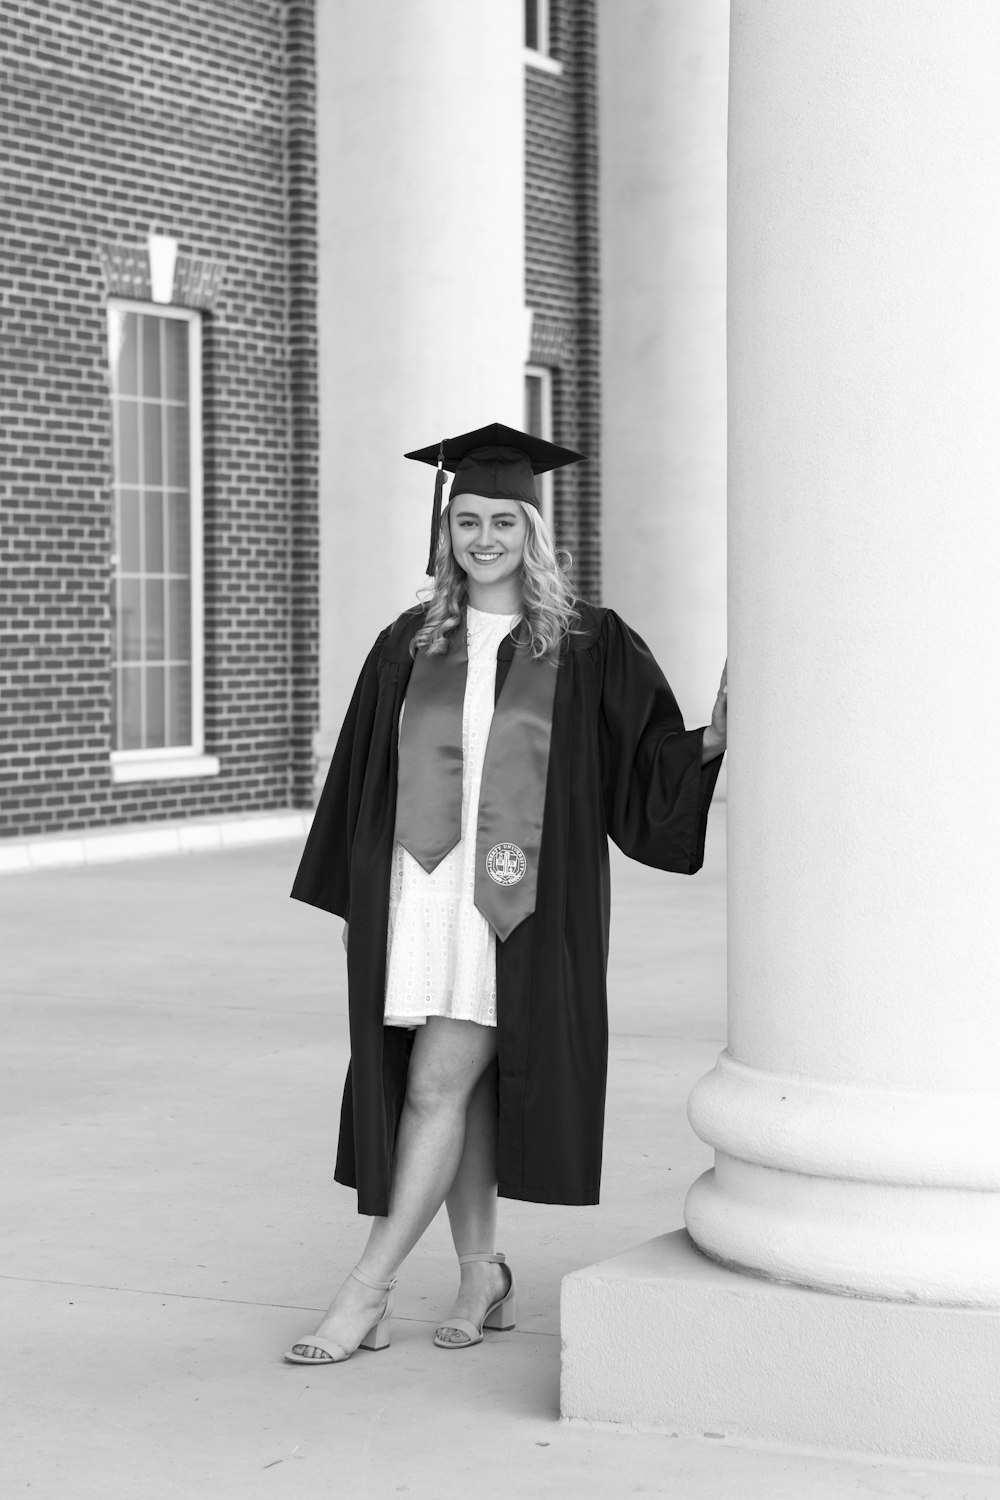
[
  {"x1": 359, "y1": 1314, "x2": 392, "y2": 1351},
  {"x1": 483, "y1": 1290, "x2": 516, "y2": 1331}
]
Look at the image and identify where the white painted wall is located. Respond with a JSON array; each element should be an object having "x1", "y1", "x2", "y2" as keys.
[
  {"x1": 599, "y1": 0, "x2": 729, "y2": 727},
  {"x1": 686, "y1": 0, "x2": 1000, "y2": 1304},
  {"x1": 314, "y1": 0, "x2": 525, "y2": 768}
]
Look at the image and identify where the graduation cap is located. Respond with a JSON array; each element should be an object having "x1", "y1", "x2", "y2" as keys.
[{"x1": 405, "y1": 421, "x2": 586, "y2": 575}]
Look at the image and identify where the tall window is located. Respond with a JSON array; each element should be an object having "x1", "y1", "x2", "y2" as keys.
[
  {"x1": 108, "y1": 302, "x2": 206, "y2": 776},
  {"x1": 525, "y1": 364, "x2": 555, "y2": 532}
]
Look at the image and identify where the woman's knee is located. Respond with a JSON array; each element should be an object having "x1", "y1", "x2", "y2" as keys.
[{"x1": 406, "y1": 1021, "x2": 496, "y2": 1115}]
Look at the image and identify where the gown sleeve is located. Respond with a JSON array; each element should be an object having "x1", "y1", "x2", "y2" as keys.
[
  {"x1": 598, "y1": 609, "x2": 723, "y2": 875},
  {"x1": 290, "y1": 630, "x2": 389, "y2": 917}
]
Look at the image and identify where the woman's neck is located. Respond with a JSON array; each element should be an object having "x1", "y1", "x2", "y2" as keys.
[{"x1": 465, "y1": 578, "x2": 522, "y2": 615}]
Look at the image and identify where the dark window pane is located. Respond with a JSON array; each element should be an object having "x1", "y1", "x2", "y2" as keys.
[
  {"x1": 110, "y1": 310, "x2": 138, "y2": 395},
  {"x1": 146, "y1": 665, "x2": 166, "y2": 748},
  {"x1": 166, "y1": 494, "x2": 190, "y2": 574},
  {"x1": 111, "y1": 646, "x2": 119, "y2": 746},
  {"x1": 119, "y1": 578, "x2": 141, "y2": 661},
  {"x1": 167, "y1": 665, "x2": 192, "y2": 746},
  {"x1": 119, "y1": 489, "x2": 141, "y2": 572},
  {"x1": 116, "y1": 400, "x2": 139, "y2": 484},
  {"x1": 165, "y1": 405, "x2": 190, "y2": 488},
  {"x1": 525, "y1": 0, "x2": 538, "y2": 49},
  {"x1": 144, "y1": 492, "x2": 164, "y2": 573},
  {"x1": 145, "y1": 578, "x2": 165, "y2": 660},
  {"x1": 120, "y1": 665, "x2": 142, "y2": 749},
  {"x1": 167, "y1": 578, "x2": 191, "y2": 661},
  {"x1": 142, "y1": 402, "x2": 163, "y2": 484},
  {"x1": 140, "y1": 315, "x2": 162, "y2": 398},
  {"x1": 525, "y1": 373, "x2": 543, "y2": 435},
  {"x1": 164, "y1": 320, "x2": 189, "y2": 402}
]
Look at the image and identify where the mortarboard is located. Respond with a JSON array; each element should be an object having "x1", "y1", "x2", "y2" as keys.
[{"x1": 405, "y1": 421, "x2": 586, "y2": 575}]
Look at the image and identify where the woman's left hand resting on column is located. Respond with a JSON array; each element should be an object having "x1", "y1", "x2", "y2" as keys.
[{"x1": 701, "y1": 660, "x2": 727, "y2": 764}]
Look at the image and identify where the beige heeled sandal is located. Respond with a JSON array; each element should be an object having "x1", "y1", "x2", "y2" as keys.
[
  {"x1": 284, "y1": 1265, "x2": 397, "y2": 1365},
  {"x1": 433, "y1": 1251, "x2": 516, "y2": 1350}
]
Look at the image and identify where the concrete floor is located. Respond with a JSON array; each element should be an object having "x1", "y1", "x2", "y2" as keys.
[{"x1": 3, "y1": 803, "x2": 999, "y2": 1499}]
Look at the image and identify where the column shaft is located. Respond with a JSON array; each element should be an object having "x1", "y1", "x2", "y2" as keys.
[
  {"x1": 686, "y1": 0, "x2": 1000, "y2": 1305},
  {"x1": 599, "y1": 0, "x2": 728, "y2": 722},
  {"x1": 314, "y1": 0, "x2": 525, "y2": 775}
]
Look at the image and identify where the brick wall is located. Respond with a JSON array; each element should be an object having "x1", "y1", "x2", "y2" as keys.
[
  {"x1": 1, "y1": 0, "x2": 319, "y2": 838},
  {"x1": 525, "y1": 0, "x2": 601, "y2": 602},
  {"x1": 286, "y1": 0, "x2": 320, "y2": 810}
]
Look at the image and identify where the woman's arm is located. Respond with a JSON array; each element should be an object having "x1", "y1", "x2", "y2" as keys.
[
  {"x1": 598, "y1": 610, "x2": 724, "y2": 874},
  {"x1": 290, "y1": 631, "x2": 389, "y2": 916}
]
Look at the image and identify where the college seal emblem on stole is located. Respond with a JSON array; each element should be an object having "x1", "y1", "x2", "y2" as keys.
[{"x1": 485, "y1": 842, "x2": 527, "y2": 886}]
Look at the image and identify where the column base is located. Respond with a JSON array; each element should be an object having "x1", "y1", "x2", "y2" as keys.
[
  {"x1": 684, "y1": 1156, "x2": 1000, "y2": 1305},
  {"x1": 560, "y1": 1229, "x2": 1000, "y2": 1466}
]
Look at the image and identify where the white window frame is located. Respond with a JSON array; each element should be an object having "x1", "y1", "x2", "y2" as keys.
[
  {"x1": 524, "y1": 0, "x2": 562, "y2": 74},
  {"x1": 525, "y1": 363, "x2": 555, "y2": 533},
  {"x1": 107, "y1": 300, "x2": 217, "y2": 783}
]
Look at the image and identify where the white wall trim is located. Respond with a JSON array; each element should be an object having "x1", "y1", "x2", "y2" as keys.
[
  {"x1": 524, "y1": 48, "x2": 563, "y2": 76},
  {"x1": 0, "y1": 810, "x2": 312, "y2": 874},
  {"x1": 110, "y1": 752, "x2": 221, "y2": 783}
]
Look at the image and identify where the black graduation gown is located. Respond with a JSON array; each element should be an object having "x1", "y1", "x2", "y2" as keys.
[{"x1": 290, "y1": 600, "x2": 723, "y2": 1216}]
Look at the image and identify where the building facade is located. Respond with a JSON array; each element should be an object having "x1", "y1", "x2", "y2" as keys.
[
  {"x1": 3, "y1": 0, "x2": 604, "y2": 839},
  {"x1": 3, "y1": 0, "x2": 319, "y2": 838}
]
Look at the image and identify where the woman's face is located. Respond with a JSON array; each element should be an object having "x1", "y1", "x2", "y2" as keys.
[{"x1": 448, "y1": 494, "x2": 527, "y2": 591}]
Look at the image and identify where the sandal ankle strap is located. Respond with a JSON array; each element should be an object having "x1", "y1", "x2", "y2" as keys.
[
  {"x1": 350, "y1": 1264, "x2": 398, "y2": 1292},
  {"x1": 458, "y1": 1251, "x2": 506, "y2": 1266}
]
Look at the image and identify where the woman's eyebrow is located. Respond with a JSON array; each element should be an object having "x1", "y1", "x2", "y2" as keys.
[{"x1": 454, "y1": 510, "x2": 518, "y2": 520}]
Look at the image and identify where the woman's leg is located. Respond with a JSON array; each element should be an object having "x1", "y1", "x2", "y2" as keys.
[
  {"x1": 444, "y1": 1058, "x2": 499, "y2": 1250},
  {"x1": 291, "y1": 1017, "x2": 497, "y2": 1358},
  {"x1": 436, "y1": 1058, "x2": 509, "y2": 1343}
]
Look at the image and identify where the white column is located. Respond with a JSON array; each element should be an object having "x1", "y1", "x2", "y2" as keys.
[
  {"x1": 686, "y1": 0, "x2": 1000, "y2": 1309},
  {"x1": 314, "y1": 0, "x2": 524, "y2": 780},
  {"x1": 599, "y1": 0, "x2": 728, "y2": 726},
  {"x1": 563, "y1": 1, "x2": 1000, "y2": 1461}
]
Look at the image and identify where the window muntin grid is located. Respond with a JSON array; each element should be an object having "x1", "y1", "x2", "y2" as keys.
[{"x1": 108, "y1": 305, "x2": 201, "y2": 755}]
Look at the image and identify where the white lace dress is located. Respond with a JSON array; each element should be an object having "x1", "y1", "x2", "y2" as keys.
[{"x1": 383, "y1": 606, "x2": 519, "y2": 1029}]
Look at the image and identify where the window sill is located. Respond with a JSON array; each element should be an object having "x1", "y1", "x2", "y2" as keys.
[
  {"x1": 111, "y1": 753, "x2": 221, "y2": 784},
  {"x1": 524, "y1": 47, "x2": 563, "y2": 76}
]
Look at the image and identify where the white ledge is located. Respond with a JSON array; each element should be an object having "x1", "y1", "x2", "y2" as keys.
[
  {"x1": 111, "y1": 753, "x2": 221, "y2": 783},
  {"x1": 0, "y1": 810, "x2": 313, "y2": 874},
  {"x1": 524, "y1": 47, "x2": 563, "y2": 75}
]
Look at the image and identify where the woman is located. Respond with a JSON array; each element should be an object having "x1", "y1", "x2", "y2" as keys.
[{"x1": 285, "y1": 422, "x2": 727, "y2": 1365}]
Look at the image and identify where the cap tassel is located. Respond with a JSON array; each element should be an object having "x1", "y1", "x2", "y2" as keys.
[{"x1": 426, "y1": 443, "x2": 446, "y2": 576}]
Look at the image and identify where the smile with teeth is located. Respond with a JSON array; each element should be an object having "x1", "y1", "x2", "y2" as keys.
[{"x1": 472, "y1": 552, "x2": 502, "y2": 563}]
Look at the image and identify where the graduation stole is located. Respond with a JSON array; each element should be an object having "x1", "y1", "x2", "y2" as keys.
[{"x1": 393, "y1": 621, "x2": 558, "y2": 941}]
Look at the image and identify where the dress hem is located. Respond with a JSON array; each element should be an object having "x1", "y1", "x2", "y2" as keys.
[
  {"x1": 497, "y1": 1179, "x2": 601, "y2": 1206},
  {"x1": 384, "y1": 1014, "x2": 497, "y2": 1030}
]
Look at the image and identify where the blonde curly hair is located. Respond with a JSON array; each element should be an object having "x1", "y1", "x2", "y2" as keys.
[{"x1": 410, "y1": 501, "x2": 579, "y2": 660}]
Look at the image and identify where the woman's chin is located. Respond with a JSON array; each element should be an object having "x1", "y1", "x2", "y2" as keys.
[{"x1": 465, "y1": 560, "x2": 517, "y2": 582}]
